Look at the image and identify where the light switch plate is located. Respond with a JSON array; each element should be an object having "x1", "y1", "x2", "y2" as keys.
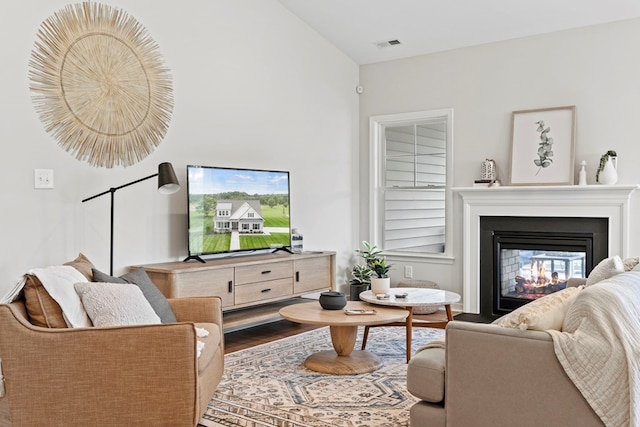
[
  {"x1": 34, "y1": 169, "x2": 54, "y2": 189},
  {"x1": 404, "y1": 265, "x2": 413, "y2": 278}
]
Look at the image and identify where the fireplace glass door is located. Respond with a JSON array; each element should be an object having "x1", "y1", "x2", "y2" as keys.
[
  {"x1": 499, "y1": 249, "x2": 585, "y2": 304},
  {"x1": 494, "y1": 235, "x2": 593, "y2": 313}
]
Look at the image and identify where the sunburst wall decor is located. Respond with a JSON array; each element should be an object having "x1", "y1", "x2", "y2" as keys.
[{"x1": 28, "y1": 2, "x2": 174, "y2": 168}]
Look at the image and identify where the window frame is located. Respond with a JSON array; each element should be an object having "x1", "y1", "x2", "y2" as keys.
[{"x1": 369, "y1": 108, "x2": 455, "y2": 261}]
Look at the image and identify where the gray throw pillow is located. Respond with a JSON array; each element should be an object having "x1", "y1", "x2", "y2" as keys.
[{"x1": 92, "y1": 267, "x2": 177, "y2": 323}]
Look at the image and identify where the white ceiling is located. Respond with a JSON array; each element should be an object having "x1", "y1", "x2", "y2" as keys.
[{"x1": 278, "y1": 0, "x2": 640, "y2": 64}]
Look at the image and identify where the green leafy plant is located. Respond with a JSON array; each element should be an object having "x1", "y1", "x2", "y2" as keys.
[
  {"x1": 596, "y1": 150, "x2": 617, "y2": 183},
  {"x1": 370, "y1": 258, "x2": 391, "y2": 278},
  {"x1": 355, "y1": 241, "x2": 383, "y2": 267},
  {"x1": 350, "y1": 263, "x2": 374, "y2": 286},
  {"x1": 355, "y1": 241, "x2": 393, "y2": 279}
]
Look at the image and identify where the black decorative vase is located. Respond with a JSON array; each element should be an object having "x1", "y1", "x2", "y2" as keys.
[{"x1": 319, "y1": 291, "x2": 347, "y2": 310}]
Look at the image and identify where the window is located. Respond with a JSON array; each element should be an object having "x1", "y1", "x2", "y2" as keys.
[{"x1": 369, "y1": 109, "x2": 453, "y2": 259}]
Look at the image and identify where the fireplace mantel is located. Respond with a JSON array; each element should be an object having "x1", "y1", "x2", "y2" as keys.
[{"x1": 454, "y1": 184, "x2": 639, "y2": 313}]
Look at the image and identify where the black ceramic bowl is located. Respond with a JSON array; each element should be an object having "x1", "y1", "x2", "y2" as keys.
[{"x1": 319, "y1": 291, "x2": 347, "y2": 310}]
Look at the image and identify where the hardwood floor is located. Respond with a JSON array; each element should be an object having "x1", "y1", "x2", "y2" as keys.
[{"x1": 224, "y1": 319, "x2": 321, "y2": 353}]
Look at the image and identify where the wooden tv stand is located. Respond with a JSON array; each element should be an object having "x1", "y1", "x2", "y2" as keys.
[{"x1": 139, "y1": 251, "x2": 335, "y2": 332}]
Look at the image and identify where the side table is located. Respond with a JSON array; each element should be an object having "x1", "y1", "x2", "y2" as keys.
[{"x1": 359, "y1": 288, "x2": 461, "y2": 362}]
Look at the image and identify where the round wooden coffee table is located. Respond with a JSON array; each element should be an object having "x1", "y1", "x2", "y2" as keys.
[{"x1": 279, "y1": 301, "x2": 408, "y2": 375}]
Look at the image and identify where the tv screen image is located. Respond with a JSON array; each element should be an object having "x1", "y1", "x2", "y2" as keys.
[{"x1": 186, "y1": 165, "x2": 291, "y2": 258}]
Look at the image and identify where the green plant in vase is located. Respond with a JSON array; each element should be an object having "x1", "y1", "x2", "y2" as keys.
[
  {"x1": 356, "y1": 241, "x2": 394, "y2": 294},
  {"x1": 596, "y1": 150, "x2": 617, "y2": 183},
  {"x1": 350, "y1": 264, "x2": 374, "y2": 286},
  {"x1": 370, "y1": 258, "x2": 392, "y2": 279},
  {"x1": 349, "y1": 263, "x2": 373, "y2": 301},
  {"x1": 356, "y1": 241, "x2": 383, "y2": 269}
]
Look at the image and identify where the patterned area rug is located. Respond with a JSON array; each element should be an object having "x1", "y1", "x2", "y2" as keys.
[{"x1": 199, "y1": 325, "x2": 444, "y2": 427}]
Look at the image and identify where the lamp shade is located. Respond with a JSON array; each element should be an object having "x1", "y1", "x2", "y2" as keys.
[{"x1": 158, "y1": 162, "x2": 180, "y2": 194}]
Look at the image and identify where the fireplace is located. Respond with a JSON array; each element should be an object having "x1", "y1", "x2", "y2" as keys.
[
  {"x1": 456, "y1": 185, "x2": 637, "y2": 318},
  {"x1": 479, "y1": 216, "x2": 608, "y2": 318}
]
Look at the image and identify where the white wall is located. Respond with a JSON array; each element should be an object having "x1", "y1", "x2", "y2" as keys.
[
  {"x1": 359, "y1": 18, "x2": 640, "y2": 301},
  {"x1": 0, "y1": 0, "x2": 359, "y2": 297}
]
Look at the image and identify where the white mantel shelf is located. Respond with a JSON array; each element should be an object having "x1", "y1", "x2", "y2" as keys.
[
  {"x1": 453, "y1": 184, "x2": 640, "y2": 198},
  {"x1": 453, "y1": 184, "x2": 639, "y2": 314}
]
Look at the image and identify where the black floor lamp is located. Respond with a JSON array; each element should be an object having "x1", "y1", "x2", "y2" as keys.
[{"x1": 82, "y1": 162, "x2": 180, "y2": 275}]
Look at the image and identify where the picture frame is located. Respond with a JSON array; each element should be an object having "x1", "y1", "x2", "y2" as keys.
[{"x1": 509, "y1": 106, "x2": 576, "y2": 186}]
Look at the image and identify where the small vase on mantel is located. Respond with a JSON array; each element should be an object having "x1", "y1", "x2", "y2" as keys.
[{"x1": 597, "y1": 152, "x2": 618, "y2": 185}]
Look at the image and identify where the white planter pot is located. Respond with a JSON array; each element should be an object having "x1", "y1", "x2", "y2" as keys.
[{"x1": 370, "y1": 277, "x2": 391, "y2": 294}]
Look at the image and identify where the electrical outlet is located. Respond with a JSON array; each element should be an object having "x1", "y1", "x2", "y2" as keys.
[
  {"x1": 34, "y1": 169, "x2": 54, "y2": 189},
  {"x1": 404, "y1": 265, "x2": 413, "y2": 279}
]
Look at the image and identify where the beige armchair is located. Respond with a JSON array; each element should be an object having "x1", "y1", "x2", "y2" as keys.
[{"x1": 0, "y1": 295, "x2": 224, "y2": 426}]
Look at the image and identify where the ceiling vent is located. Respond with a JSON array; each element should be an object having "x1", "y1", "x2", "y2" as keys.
[{"x1": 375, "y1": 39, "x2": 402, "y2": 49}]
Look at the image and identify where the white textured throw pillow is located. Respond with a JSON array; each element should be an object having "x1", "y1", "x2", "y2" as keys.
[
  {"x1": 74, "y1": 282, "x2": 161, "y2": 327},
  {"x1": 494, "y1": 286, "x2": 583, "y2": 331},
  {"x1": 585, "y1": 256, "x2": 625, "y2": 287}
]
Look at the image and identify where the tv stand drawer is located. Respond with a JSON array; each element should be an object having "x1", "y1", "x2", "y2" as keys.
[
  {"x1": 235, "y1": 261, "x2": 293, "y2": 285},
  {"x1": 234, "y1": 278, "x2": 293, "y2": 305}
]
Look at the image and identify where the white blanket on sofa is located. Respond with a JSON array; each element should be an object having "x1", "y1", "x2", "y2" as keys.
[{"x1": 547, "y1": 272, "x2": 640, "y2": 427}]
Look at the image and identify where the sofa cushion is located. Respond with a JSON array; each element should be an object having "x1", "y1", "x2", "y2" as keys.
[
  {"x1": 63, "y1": 253, "x2": 95, "y2": 280},
  {"x1": 493, "y1": 286, "x2": 582, "y2": 331},
  {"x1": 407, "y1": 346, "x2": 446, "y2": 403},
  {"x1": 27, "y1": 265, "x2": 92, "y2": 328},
  {"x1": 22, "y1": 274, "x2": 67, "y2": 328},
  {"x1": 74, "y1": 282, "x2": 161, "y2": 327},
  {"x1": 23, "y1": 253, "x2": 96, "y2": 328},
  {"x1": 623, "y1": 256, "x2": 640, "y2": 271},
  {"x1": 585, "y1": 256, "x2": 624, "y2": 287},
  {"x1": 93, "y1": 267, "x2": 177, "y2": 323}
]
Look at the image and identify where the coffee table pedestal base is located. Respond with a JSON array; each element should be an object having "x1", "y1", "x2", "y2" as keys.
[{"x1": 304, "y1": 350, "x2": 382, "y2": 375}]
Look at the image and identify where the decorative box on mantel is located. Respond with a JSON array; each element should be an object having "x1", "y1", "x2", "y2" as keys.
[{"x1": 453, "y1": 185, "x2": 640, "y2": 314}]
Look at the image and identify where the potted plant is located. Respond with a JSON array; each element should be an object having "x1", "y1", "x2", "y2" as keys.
[
  {"x1": 349, "y1": 263, "x2": 374, "y2": 300},
  {"x1": 356, "y1": 241, "x2": 393, "y2": 295},
  {"x1": 370, "y1": 258, "x2": 392, "y2": 294},
  {"x1": 596, "y1": 150, "x2": 618, "y2": 185}
]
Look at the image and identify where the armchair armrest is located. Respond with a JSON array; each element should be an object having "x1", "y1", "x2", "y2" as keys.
[{"x1": 168, "y1": 296, "x2": 223, "y2": 326}]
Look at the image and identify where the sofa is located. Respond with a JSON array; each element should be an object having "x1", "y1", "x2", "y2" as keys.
[
  {"x1": 0, "y1": 254, "x2": 224, "y2": 426},
  {"x1": 407, "y1": 256, "x2": 640, "y2": 427}
]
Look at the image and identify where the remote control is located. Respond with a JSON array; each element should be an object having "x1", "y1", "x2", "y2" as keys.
[{"x1": 344, "y1": 309, "x2": 377, "y2": 315}]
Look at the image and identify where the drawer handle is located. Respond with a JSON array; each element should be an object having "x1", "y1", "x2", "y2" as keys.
[
  {"x1": 228, "y1": 281, "x2": 233, "y2": 293},
  {"x1": 261, "y1": 270, "x2": 272, "y2": 275},
  {"x1": 296, "y1": 271, "x2": 300, "y2": 282},
  {"x1": 261, "y1": 288, "x2": 272, "y2": 293}
]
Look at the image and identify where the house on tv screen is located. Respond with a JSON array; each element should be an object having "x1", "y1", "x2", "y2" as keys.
[{"x1": 214, "y1": 200, "x2": 264, "y2": 234}]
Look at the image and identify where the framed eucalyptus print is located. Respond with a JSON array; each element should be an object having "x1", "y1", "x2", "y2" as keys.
[{"x1": 509, "y1": 106, "x2": 576, "y2": 186}]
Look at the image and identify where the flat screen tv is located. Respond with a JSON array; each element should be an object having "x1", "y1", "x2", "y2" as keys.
[{"x1": 185, "y1": 165, "x2": 292, "y2": 261}]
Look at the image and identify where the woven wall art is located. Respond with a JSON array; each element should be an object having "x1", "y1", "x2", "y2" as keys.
[{"x1": 28, "y1": 2, "x2": 174, "y2": 168}]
